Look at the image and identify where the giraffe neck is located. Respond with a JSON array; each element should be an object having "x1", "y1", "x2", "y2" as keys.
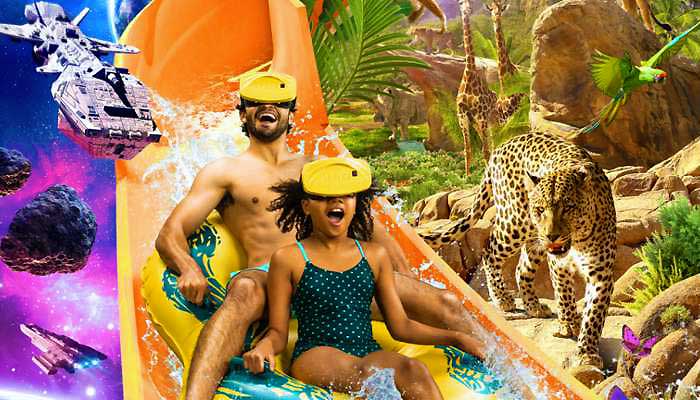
[
  {"x1": 491, "y1": 0, "x2": 516, "y2": 82},
  {"x1": 459, "y1": 0, "x2": 478, "y2": 85}
]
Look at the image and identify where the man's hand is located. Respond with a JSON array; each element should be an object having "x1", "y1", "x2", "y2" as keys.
[
  {"x1": 454, "y1": 332, "x2": 487, "y2": 361},
  {"x1": 243, "y1": 340, "x2": 276, "y2": 374},
  {"x1": 177, "y1": 268, "x2": 209, "y2": 305}
]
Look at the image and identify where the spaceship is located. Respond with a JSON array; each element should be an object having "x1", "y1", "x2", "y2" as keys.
[
  {"x1": 0, "y1": 2, "x2": 160, "y2": 160},
  {"x1": 20, "y1": 323, "x2": 107, "y2": 375}
]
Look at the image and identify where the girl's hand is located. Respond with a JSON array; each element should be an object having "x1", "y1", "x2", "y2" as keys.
[
  {"x1": 242, "y1": 340, "x2": 276, "y2": 374},
  {"x1": 454, "y1": 332, "x2": 487, "y2": 361}
]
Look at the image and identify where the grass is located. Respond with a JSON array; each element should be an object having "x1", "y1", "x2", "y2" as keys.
[
  {"x1": 369, "y1": 150, "x2": 484, "y2": 213},
  {"x1": 339, "y1": 124, "x2": 429, "y2": 158}
]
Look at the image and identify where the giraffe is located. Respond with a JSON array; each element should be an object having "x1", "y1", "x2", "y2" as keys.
[
  {"x1": 456, "y1": 0, "x2": 525, "y2": 174},
  {"x1": 486, "y1": 0, "x2": 517, "y2": 91}
]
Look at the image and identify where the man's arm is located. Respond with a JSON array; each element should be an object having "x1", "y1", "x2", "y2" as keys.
[
  {"x1": 371, "y1": 220, "x2": 412, "y2": 275},
  {"x1": 155, "y1": 159, "x2": 232, "y2": 305}
]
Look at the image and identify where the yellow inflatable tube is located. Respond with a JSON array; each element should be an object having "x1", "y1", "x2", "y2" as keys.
[{"x1": 142, "y1": 212, "x2": 505, "y2": 399}]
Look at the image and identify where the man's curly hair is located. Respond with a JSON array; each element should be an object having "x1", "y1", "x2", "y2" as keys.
[{"x1": 267, "y1": 178, "x2": 379, "y2": 241}]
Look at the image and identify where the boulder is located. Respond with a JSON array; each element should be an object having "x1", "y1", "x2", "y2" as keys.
[
  {"x1": 674, "y1": 357, "x2": 700, "y2": 400},
  {"x1": 568, "y1": 365, "x2": 605, "y2": 388},
  {"x1": 616, "y1": 220, "x2": 652, "y2": 247},
  {"x1": 690, "y1": 189, "x2": 700, "y2": 206},
  {"x1": 611, "y1": 262, "x2": 646, "y2": 305},
  {"x1": 509, "y1": 299, "x2": 633, "y2": 371},
  {"x1": 529, "y1": 0, "x2": 700, "y2": 169},
  {"x1": 594, "y1": 374, "x2": 642, "y2": 399},
  {"x1": 652, "y1": 175, "x2": 687, "y2": 197},
  {"x1": 682, "y1": 176, "x2": 700, "y2": 192},
  {"x1": 413, "y1": 191, "x2": 452, "y2": 225},
  {"x1": 654, "y1": 166, "x2": 676, "y2": 178},
  {"x1": 614, "y1": 190, "x2": 669, "y2": 236},
  {"x1": 633, "y1": 322, "x2": 700, "y2": 396},
  {"x1": 650, "y1": 136, "x2": 700, "y2": 177},
  {"x1": 612, "y1": 172, "x2": 658, "y2": 197},
  {"x1": 605, "y1": 165, "x2": 646, "y2": 183},
  {"x1": 618, "y1": 275, "x2": 700, "y2": 377},
  {"x1": 446, "y1": 188, "x2": 478, "y2": 210}
]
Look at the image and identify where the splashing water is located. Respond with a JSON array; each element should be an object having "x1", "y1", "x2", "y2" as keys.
[
  {"x1": 141, "y1": 93, "x2": 250, "y2": 220},
  {"x1": 351, "y1": 368, "x2": 402, "y2": 400},
  {"x1": 139, "y1": 307, "x2": 183, "y2": 400}
]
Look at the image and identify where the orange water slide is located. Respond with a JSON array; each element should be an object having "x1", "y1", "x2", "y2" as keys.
[{"x1": 114, "y1": 1, "x2": 598, "y2": 399}]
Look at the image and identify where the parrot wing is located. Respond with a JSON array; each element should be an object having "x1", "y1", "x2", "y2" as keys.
[
  {"x1": 643, "y1": 20, "x2": 700, "y2": 68},
  {"x1": 590, "y1": 51, "x2": 634, "y2": 98}
]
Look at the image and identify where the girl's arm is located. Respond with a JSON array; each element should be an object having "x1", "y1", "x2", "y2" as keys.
[
  {"x1": 242, "y1": 249, "x2": 293, "y2": 374},
  {"x1": 372, "y1": 245, "x2": 485, "y2": 359}
]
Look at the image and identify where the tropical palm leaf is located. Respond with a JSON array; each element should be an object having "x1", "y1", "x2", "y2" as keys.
[
  {"x1": 650, "y1": 0, "x2": 700, "y2": 58},
  {"x1": 311, "y1": 0, "x2": 429, "y2": 114},
  {"x1": 472, "y1": 30, "x2": 498, "y2": 60}
]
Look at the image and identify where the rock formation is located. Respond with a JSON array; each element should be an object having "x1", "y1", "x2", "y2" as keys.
[{"x1": 529, "y1": 0, "x2": 700, "y2": 169}]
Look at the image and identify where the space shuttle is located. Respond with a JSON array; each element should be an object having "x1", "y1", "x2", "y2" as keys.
[
  {"x1": 0, "y1": 2, "x2": 161, "y2": 159},
  {"x1": 20, "y1": 323, "x2": 107, "y2": 375}
]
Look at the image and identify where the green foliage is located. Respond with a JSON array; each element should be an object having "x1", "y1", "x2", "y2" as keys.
[
  {"x1": 447, "y1": 13, "x2": 535, "y2": 67},
  {"x1": 310, "y1": 0, "x2": 429, "y2": 114},
  {"x1": 472, "y1": 29, "x2": 498, "y2": 60},
  {"x1": 625, "y1": 198, "x2": 700, "y2": 314},
  {"x1": 651, "y1": 0, "x2": 700, "y2": 59},
  {"x1": 433, "y1": 89, "x2": 478, "y2": 152},
  {"x1": 368, "y1": 150, "x2": 484, "y2": 212},
  {"x1": 338, "y1": 124, "x2": 428, "y2": 158},
  {"x1": 660, "y1": 304, "x2": 692, "y2": 331}
]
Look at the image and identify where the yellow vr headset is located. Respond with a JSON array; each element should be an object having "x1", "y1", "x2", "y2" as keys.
[
  {"x1": 302, "y1": 157, "x2": 372, "y2": 197},
  {"x1": 239, "y1": 71, "x2": 297, "y2": 109}
]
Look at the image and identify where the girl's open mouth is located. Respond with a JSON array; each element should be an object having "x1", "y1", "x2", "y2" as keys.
[{"x1": 327, "y1": 208, "x2": 345, "y2": 226}]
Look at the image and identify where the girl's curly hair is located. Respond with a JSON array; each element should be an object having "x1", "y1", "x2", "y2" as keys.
[{"x1": 267, "y1": 178, "x2": 379, "y2": 241}]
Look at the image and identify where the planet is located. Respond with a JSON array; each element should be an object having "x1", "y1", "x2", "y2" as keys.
[{"x1": 110, "y1": 0, "x2": 152, "y2": 40}]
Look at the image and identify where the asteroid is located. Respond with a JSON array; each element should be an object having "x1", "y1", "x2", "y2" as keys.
[
  {"x1": 0, "y1": 147, "x2": 31, "y2": 196},
  {"x1": 0, "y1": 184, "x2": 97, "y2": 275}
]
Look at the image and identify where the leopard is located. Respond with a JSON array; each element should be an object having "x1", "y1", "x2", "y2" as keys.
[{"x1": 417, "y1": 131, "x2": 616, "y2": 368}]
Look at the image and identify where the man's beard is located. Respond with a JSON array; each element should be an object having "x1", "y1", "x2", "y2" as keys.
[
  {"x1": 248, "y1": 121, "x2": 288, "y2": 142},
  {"x1": 246, "y1": 113, "x2": 289, "y2": 143}
]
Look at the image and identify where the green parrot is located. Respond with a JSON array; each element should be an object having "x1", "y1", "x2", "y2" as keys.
[{"x1": 581, "y1": 19, "x2": 700, "y2": 133}]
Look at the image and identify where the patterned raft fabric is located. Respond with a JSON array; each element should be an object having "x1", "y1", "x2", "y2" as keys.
[{"x1": 142, "y1": 212, "x2": 505, "y2": 399}]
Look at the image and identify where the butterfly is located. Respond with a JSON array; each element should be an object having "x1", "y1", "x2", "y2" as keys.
[
  {"x1": 608, "y1": 385, "x2": 627, "y2": 400},
  {"x1": 621, "y1": 324, "x2": 658, "y2": 358}
]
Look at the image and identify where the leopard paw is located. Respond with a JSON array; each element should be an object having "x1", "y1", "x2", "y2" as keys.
[
  {"x1": 552, "y1": 321, "x2": 579, "y2": 339},
  {"x1": 563, "y1": 353, "x2": 603, "y2": 370},
  {"x1": 495, "y1": 296, "x2": 517, "y2": 313},
  {"x1": 525, "y1": 302, "x2": 554, "y2": 319}
]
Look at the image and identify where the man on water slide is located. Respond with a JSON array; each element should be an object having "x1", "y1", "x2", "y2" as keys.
[{"x1": 155, "y1": 71, "x2": 483, "y2": 400}]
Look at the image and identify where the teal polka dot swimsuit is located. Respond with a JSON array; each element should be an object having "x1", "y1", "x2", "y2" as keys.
[{"x1": 291, "y1": 240, "x2": 382, "y2": 361}]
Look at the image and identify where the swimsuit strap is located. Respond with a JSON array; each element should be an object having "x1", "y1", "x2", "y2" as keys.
[
  {"x1": 354, "y1": 239, "x2": 366, "y2": 260},
  {"x1": 295, "y1": 241, "x2": 311, "y2": 263}
]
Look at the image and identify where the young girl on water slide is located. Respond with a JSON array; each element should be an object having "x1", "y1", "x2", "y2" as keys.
[{"x1": 242, "y1": 157, "x2": 485, "y2": 399}]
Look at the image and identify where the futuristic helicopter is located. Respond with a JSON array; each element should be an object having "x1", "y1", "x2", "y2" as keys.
[{"x1": 0, "y1": 2, "x2": 160, "y2": 159}]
